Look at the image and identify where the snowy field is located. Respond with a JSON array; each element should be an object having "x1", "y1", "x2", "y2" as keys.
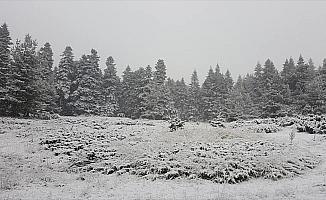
[{"x1": 1, "y1": 116, "x2": 326, "y2": 200}]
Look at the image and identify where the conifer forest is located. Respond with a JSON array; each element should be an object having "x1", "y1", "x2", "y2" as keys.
[
  {"x1": 1, "y1": 23, "x2": 326, "y2": 121},
  {"x1": 1, "y1": 17, "x2": 326, "y2": 200}
]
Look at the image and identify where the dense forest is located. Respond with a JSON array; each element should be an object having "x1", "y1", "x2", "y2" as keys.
[{"x1": 1, "y1": 23, "x2": 326, "y2": 121}]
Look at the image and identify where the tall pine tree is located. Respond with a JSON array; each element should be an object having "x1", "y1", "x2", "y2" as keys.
[
  {"x1": 0, "y1": 23, "x2": 12, "y2": 116},
  {"x1": 55, "y1": 46, "x2": 76, "y2": 115},
  {"x1": 10, "y1": 35, "x2": 39, "y2": 116},
  {"x1": 71, "y1": 49, "x2": 104, "y2": 115},
  {"x1": 37, "y1": 42, "x2": 58, "y2": 113},
  {"x1": 102, "y1": 56, "x2": 120, "y2": 116}
]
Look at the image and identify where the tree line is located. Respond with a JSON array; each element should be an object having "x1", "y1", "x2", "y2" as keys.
[{"x1": 1, "y1": 23, "x2": 326, "y2": 121}]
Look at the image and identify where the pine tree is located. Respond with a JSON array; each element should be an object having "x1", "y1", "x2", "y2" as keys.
[
  {"x1": 37, "y1": 42, "x2": 58, "y2": 113},
  {"x1": 138, "y1": 65, "x2": 153, "y2": 118},
  {"x1": 254, "y1": 62, "x2": 263, "y2": 78},
  {"x1": 142, "y1": 60, "x2": 175, "y2": 120},
  {"x1": 281, "y1": 58, "x2": 297, "y2": 92},
  {"x1": 242, "y1": 73, "x2": 260, "y2": 117},
  {"x1": 201, "y1": 67, "x2": 218, "y2": 120},
  {"x1": 55, "y1": 46, "x2": 75, "y2": 115},
  {"x1": 306, "y1": 58, "x2": 326, "y2": 113},
  {"x1": 153, "y1": 59, "x2": 166, "y2": 85},
  {"x1": 0, "y1": 23, "x2": 12, "y2": 116},
  {"x1": 10, "y1": 35, "x2": 39, "y2": 116},
  {"x1": 188, "y1": 70, "x2": 201, "y2": 121},
  {"x1": 119, "y1": 65, "x2": 135, "y2": 117},
  {"x1": 215, "y1": 64, "x2": 228, "y2": 118},
  {"x1": 307, "y1": 58, "x2": 316, "y2": 80},
  {"x1": 102, "y1": 56, "x2": 120, "y2": 115},
  {"x1": 167, "y1": 78, "x2": 189, "y2": 120},
  {"x1": 260, "y1": 59, "x2": 284, "y2": 117},
  {"x1": 223, "y1": 70, "x2": 236, "y2": 121},
  {"x1": 71, "y1": 49, "x2": 104, "y2": 115},
  {"x1": 295, "y1": 55, "x2": 310, "y2": 94},
  {"x1": 224, "y1": 69, "x2": 234, "y2": 92},
  {"x1": 292, "y1": 55, "x2": 312, "y2": 112}
]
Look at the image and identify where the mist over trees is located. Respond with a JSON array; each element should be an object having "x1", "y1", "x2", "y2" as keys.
[{"x1": 1, "y1": 23, "x2": 326, "y2": 121}]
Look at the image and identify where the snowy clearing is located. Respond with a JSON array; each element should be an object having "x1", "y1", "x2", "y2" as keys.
[{"x1": 1, "y1": 116, "x2": 326, "y2": 200}]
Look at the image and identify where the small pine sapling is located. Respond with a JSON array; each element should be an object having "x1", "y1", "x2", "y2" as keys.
[{"x1": 289, "y1": 129, "x2": 296, "y2": 145}]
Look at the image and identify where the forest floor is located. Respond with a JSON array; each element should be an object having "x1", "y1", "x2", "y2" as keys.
[{"x1": 0, "y1": 116, "x2": 326, "y2": 200}]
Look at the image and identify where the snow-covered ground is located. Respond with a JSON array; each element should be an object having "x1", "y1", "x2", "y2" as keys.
[{"x1": 0, "y1": 117, "x2": 325, "y2": 199}]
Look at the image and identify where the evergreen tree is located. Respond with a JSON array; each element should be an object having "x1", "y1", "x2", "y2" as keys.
[
  {"x1": 153, "y1": 59, "x2": 166, "y2": 85},
  {"x1": 55, "y1": 46, "x2": 76, "y2": 115},
  {"x1": 71, "y1": 49, "x2": 104, "y2": 115},
  {"x1": 168, "y1": 78, "x2": 189, "y2": 120},
  {"x1": 307, "y1": 58, "x2": 316, "y2": 80},
  {"x1": 142, "y1": 60, "x2": 175, "y2": 120},
  {"x1": 138, "y1": 65, "x2": 153, "y2": 118},
  {"x1": 37, "y1": 42, "x2": 58, "y2": 113},
  {"x1": 260, "y1": 59, "x2": 284, "y2": 117},
  {"x1": 242, "y1": 73, "x2": 260, "y2": 117},
  {"x1": 102, "y1": 56, "x2": 120, "y2": 115},
  {"x1": 228, "y1": 80, "x2": 247, "y2": 119},
  {"x1": 133, "y1": 67, "x2": 152, "y2": 118},
  {"x1": 307, "y1": 58, "x2": 326, "y2": 113},
  {"x1": 188, "y1": 70, "x2": 201, "y2": 121},
  {"x1": 295, "y1": 55, "x2": 310, "y2": 94},
  {"x1": 224, "y1": 69, "x2": 234, "y2": 92},
  {"x1": 10, "y1": 35, "x2": 39, "y2": 116},
  {"x1": 201, "y1": 67, "x2": 218, "y2": 120},
  {"x1": 292, "y1": 55, "x2": 312, "y2": 112},
  {"x1": 281, "y1": 58, "x2": 297, "y2": 92},
  {"x1": 0, "y1": 23, "x2": 12, "y2": 116},
  {"x1": 119, "y1": 65, "x2": 135, "y2": 117}
]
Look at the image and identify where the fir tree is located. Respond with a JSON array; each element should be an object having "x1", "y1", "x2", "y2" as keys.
[
  {"x1": 102, "y1": 56, "x2": 120, "y2": 115},
  {"x1": 0, "y1": 23, "x2": 12, "y2": 116},
  {"x1": 224, "y1": 69, "x2": 233, "y2": 92},
  {"x1": 55, "y1": 46, "x2": 75, "y2": 115},
  {"x1": 138, "y1": 65, "x2": 153, "y2": 118},
  {"x1": 281, "y1": 58, "x2": 297, "y2": 92},
  {"x1": 188, "y1": 70, "x2": 201, "y2": 121},
  {"x1": 10, "y1": 35, "x2": 39, "y2": 116},
  {"x1": 201, "y1": 67, "x2": 218, "y2": 120},
  {"x1": 120, "y1": 65, "x2": 135, "y2": 117},
  {"x1": 168, "y1": 78, "x2": 189, "y2": 120},
  {"x1": 260, "y1": 59, "x2": 284, "y2": 117},
  {"x1": 37, "y1": 42, "x2": 58, "y2": 113},
  {"x1": 71, "y1": 49, "x2": 104, "y2": 115},
  {"x1": 153, "y1": 59, "x2": 166, "y2": 85},
  {"x1": 142, "y1": 60, "x2": 175, "y2": 120},
  {"x1": 295, "y1": 55, "x2": 310, "y2": 94}
]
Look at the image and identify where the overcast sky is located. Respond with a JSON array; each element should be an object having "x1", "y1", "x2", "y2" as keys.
[{"x1": 1, "y1": 1, "x2": 326, "y2": 83}]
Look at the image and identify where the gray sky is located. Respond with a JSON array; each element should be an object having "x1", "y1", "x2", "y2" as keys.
[{"x1": 1, "y1": 1, "x2": 326, "y2": 83}]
